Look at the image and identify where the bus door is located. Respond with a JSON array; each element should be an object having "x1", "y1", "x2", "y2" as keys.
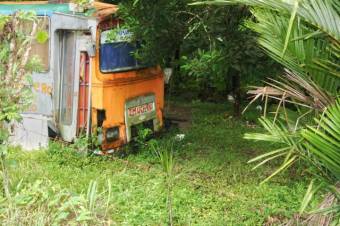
[
  {"x1": 77, "y1": 50, "x2": 90, "y2": 135},
  {"x1": 59, "y1": 31, "x2": 91, "y2": 142}
]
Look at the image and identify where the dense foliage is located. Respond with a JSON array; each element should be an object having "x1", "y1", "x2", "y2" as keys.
[
  {"x1": 195, "y1": 0, "x2": 339, "y2": 223},
  {"x1": 0, "y1": 12, "x2": 36, "y2": 137},
  {"x1": 179, "y1": 6, "x2": 278, "y2": 102},
  {"x1": 116, "y1": 0, "x2": 280, "y2": 114},
  {"x1": 0, "y1": 12, "x2": 43, "y2": 198},
  {"x1": 116, "y1": 0, "x2": 191, "y2": 66}
]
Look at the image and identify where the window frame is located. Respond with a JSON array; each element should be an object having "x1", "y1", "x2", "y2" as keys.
[
  {"x1": 29, "y1": 16, "x2": 51, "y2": 73},
  {"x1": 98, "y1": 28, "x2": 148, "y2": 74}
]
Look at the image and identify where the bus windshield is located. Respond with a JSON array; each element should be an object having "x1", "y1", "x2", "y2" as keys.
[{"x1": 100, "y1": 29, "x2": 142, "y2": 73}]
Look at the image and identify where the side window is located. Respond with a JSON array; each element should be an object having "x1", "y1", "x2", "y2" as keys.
[{"x1": 23, "y1": 16, "x2": 50, "y2": 72}]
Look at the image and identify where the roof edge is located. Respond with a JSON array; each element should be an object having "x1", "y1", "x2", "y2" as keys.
[
  {"x1": 0, "y1": 1, "x2": 49, "y2": 4},
  {"x1": 0, "y1": 1, "x2": 118, "y2": 20}
]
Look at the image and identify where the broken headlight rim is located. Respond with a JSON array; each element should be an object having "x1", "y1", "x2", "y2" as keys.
[{"x1": 105, "y1": 127, "x2": 119, "y2": 142}]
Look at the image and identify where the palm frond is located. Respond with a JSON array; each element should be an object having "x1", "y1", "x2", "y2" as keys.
[
  {"x1": 245, "y1": 71, "x2": 335, "y2": 122},
  {"x1": 302, "y1": 100, "x2": 340, "y2": 180},
  {"x1": 244, "y1": 117, "x2": 302, "y2": 183},
  {"x1": 193, "y1": 0, "x2": 340, "y2": 40},
  {"x1": 246, "y1": 8, "x2": 340, "y2": 94}
]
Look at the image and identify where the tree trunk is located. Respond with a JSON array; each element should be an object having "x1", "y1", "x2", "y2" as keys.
[
  {"x1": 173, "y1": 47, "x2": 181, "y2": 84},
  {"x1": 231, "y1": 70, "x2": 241, "y2": 117}
]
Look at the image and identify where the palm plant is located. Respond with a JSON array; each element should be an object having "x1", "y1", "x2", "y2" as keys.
[
  {"x1": 302, "y1": 101, "x2": 340, "y2": 181},
  {"x1": 193, "y1": 0, "x2": 339, "y2": 223}
]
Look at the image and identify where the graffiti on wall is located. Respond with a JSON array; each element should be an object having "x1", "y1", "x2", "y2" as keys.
[{"x1": 26, "y1": 72, "x2": 53, "y2": 116}]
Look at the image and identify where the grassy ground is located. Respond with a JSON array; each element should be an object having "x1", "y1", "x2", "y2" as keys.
[{"x1": 3, "y1": 101, "x2": 311, "y2": 225}]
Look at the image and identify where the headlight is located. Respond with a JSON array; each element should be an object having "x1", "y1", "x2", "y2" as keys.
[{"x1": 105, "y1": 127, "x2": 119, "y2": 142}]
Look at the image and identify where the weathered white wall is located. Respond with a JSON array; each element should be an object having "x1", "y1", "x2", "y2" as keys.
[{"x1": 9, "y1": 114, "x2": 49, "y2": 151}]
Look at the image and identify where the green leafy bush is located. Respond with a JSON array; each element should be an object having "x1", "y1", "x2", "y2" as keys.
[
  {"x1": 0, "y1": 11, "x2": 47, "y2": 199},
  {"x1": 0, "y1": 179, "x2": 113, "y2": 225}
]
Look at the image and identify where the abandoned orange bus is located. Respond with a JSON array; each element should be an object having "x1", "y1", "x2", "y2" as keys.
[
  {"x1": 91, "y1": 18, "x2": 164, "y2": 150},
  {"x1": 0, "y1": 2, "x2": 164, "y2": 151}
]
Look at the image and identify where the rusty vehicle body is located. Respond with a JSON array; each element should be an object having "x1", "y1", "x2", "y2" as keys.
[{"x1": 0, "y1": 2, "x2": 164, "y2": 151}]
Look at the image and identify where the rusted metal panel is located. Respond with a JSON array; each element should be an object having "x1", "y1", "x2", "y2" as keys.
[{"x1": 77, "y1": 52, "x2": 90, "y2": 133}]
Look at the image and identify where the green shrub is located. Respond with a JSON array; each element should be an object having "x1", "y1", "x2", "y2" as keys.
[{"x1": 0, "y1": 179, "x2": 113, "y2": 225}]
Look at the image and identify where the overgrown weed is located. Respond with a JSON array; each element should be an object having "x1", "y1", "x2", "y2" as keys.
[
  {"x1": 0, "y1": 179, "x2": 114, "y2": 225},
  {"x1": 2, "y1": 101, "x2": 314, "y2": 225}
]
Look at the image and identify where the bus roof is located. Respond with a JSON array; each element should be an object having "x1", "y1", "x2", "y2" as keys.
[
  {"x1": 0, "y1": 3, "x2": 71, "y2": 16},
  {"x1": 0, "y1": 2, "x2": 118, "y2": 18}
]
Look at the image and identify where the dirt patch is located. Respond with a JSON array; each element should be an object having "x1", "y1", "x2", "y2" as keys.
[{"x1": 164, "y1": 103, "x2": 192, "y2": 130}]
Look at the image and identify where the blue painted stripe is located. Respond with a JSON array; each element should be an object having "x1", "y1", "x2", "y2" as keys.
[{"x1": 0, "y1": 4, "x2": 71, "y2": 16}]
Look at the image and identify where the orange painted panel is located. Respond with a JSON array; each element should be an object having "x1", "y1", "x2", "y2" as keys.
[{"x1": 91, "y1": 66, "x2": 164, "y2": 150}]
